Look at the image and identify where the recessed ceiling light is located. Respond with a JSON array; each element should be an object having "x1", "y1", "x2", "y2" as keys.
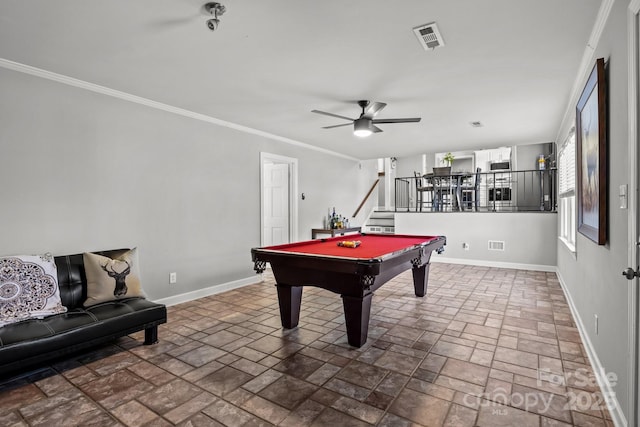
[{"x1": 470, "y1": 121, "x2": 483, "y2": 128}]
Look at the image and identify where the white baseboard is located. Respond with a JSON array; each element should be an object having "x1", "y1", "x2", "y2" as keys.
[
  {"x1": 556, "y1": 270, "x2": 627, "y2": 427},
  {"x1": 432, "y1": 256, "x2": 556, "y2": 272},
  {"x1": 154, "y1": 275, "x2": 261, "y2": 307}
]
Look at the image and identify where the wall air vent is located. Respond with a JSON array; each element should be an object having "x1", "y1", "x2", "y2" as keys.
[
  {"x1": 413, "y1": 22, "x2": 445, "y2": 51},
  {"x1": 488, "y1": 240, "x2": 505, "y2": 251}
]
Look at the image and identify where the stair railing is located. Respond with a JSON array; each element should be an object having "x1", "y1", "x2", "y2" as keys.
[
  {"x1": 394, "y1": 178, "x2": 411, "y2": 212},
  {"x1": 394, "y1": 170, "x2": 557, "y2": 212},
  {"x1": 353, "y1": 179, "x2": 380, "y2": 218}
]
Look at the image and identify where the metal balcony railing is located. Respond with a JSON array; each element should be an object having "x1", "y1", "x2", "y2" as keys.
[{"x1": 395, "y1": 169, "x2": 557, "y2": 213}]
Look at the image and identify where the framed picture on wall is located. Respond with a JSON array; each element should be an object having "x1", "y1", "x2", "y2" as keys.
[{"x1": 576, "y1": 57, "x2": 607, "y2": 245}]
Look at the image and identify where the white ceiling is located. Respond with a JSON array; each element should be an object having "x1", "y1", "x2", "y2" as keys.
[{"x1": 0, "y1": 0, "x2": 601, "y2": 160}]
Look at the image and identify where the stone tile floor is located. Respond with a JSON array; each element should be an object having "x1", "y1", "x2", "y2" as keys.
[{"x1": 0, "y1": 264, "x2": 614, "y2": 426}]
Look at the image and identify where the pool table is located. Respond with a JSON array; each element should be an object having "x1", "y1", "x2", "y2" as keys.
[{"x1": 251, "y1": 233, "x2": 446, "y2": 347}]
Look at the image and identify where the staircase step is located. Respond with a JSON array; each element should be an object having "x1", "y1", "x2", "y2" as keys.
[
  {"x1": 367, "y1": 218, "x2": 395, "y2": 226},
  {"x1": 371, "y1": 211, "x2": 395, "y2": 218},
  {"x1": 367, "y1": 210, "x2": 394, "y2": 234},
  {"x1": 366, "y1": 225, "x2": 395, "y2": 234}
]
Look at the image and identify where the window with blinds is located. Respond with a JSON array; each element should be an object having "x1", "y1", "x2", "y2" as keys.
[{"x1": 558, "y1": 128, "x2": 576, "y2": 251}]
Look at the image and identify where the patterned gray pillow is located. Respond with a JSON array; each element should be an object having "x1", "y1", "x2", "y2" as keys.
[{"x1": 0, "y1": 253, "x2": 67, "y2": 327}]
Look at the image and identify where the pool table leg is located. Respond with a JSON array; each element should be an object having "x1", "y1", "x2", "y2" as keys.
[
  {"x1": 342, "y1": 292, "x2": 373, "y2": 347},
  {"x1": 276, "y1": 285, "x2": 303, "y2": 329},
  {"x1": 412, "y1": 262, "x2": 431, "y2": 297}
]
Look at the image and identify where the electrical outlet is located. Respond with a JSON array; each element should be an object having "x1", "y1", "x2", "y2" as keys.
[
  {"x1": 169, "y1": 272, "x2": 177, "y2": 284},
  {"x1": 594, "y1": 314, "x2": 598, "y2": 335},
  {"x1": 462, "y1": 242, "x2": 470, "y2": 251}
]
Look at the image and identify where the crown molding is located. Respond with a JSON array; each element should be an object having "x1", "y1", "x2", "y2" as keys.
[
  {"x1": 0, "y1": 58, "x2": 359, "y2": 162},
  {"x1": 556, "y1": 0, "x2": 615, "y2": 143}
]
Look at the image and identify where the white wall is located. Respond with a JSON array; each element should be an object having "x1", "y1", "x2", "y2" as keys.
[
  {"x1": 395, "y1": 154, "x2": 424, "y2": 179},
  {"x1": 396, "y1": 212, "x2": 557, "y2": 269},
  {"x1": 512, "y1": 142, "x2": 553, "y2": 171},
  {"x1": 555, "y1": 1, "x2": 632, "y2": 423},
  {"x1": 0, "y1": 67, "x2": 379, "y2": 301}
]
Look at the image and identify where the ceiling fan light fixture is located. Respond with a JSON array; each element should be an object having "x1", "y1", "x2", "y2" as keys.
[
  {"x1": 312, "y1": 100, "x2": 421, "y2": 136},
  {"x1": 353, "y1": 118, "x2": 373, "y2": 137}
]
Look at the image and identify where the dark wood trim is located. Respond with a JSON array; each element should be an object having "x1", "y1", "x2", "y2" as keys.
[{"x1": 352, "y1": 179, "x2": 379, "y2": 218}]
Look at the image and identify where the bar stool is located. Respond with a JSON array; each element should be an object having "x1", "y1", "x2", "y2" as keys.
[
  {"x1": 432, "y1": 166, "x2": 453, "y2": 211},
  {"x1": 414, "y1": 171, "x2": 433, "y2": 212}
]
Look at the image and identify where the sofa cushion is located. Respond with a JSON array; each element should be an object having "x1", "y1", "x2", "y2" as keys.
[
  {"x1": 0, "y1": 300, "x2": 166, "y2": 369},
  {"x1": 83, "y1": 248, "x2": 145, "y2": 307},
  {"x1": 0, "y1": 254, "x2": 67, "y2": 327},
  {"x1": 0, "y1": 311, "x2": 96, "y2": 346}
]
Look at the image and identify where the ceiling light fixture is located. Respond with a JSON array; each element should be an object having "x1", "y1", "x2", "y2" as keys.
[
  {"x1": 204, "y1": 2, "x2": 226, "y2": 31},
  {"x1": 312, "y1": 100, "x2": 420, "y2": 137},
  {"x1": 353, "y1": 118, "x2": 374, "y2": 137}
]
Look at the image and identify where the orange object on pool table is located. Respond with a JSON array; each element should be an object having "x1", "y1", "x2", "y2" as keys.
[
  {"x1": 337, "y1": 240, "x2": 360, "y2": 248},
  {"x1": 251, "y1": 233, "x2": 446, "y2": 347}
]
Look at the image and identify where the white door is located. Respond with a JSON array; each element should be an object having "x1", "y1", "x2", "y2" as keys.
[
  {"x1": 263, "y1": 162, "x2": 290, "y2": 246},
  {"x1": 627, "y1": 7, "x2": 640, "y2": 426},
  {"x1": 632, "y1": 94, "x2": 640, "y2": 427}
]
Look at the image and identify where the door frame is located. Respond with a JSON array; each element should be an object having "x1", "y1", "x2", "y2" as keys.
[
  {"x1": 260, "y1": 152, "x2": 298, "y2": 246},
  {"x1": 627, "y1": 1, "x2": 640, "y2": 425}
]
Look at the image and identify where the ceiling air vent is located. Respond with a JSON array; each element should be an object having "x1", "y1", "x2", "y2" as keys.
[{"x1": 413, "y1": 22, "x2": 445, "y2": 51}]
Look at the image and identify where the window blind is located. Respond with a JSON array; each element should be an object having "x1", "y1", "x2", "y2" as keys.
[{"x1": 558, "y1": 128, "x2": 576, "y2": 197}]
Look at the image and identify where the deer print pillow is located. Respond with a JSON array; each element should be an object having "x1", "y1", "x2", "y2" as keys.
[
  {"x1": 0, "y1": 253, "x2": 67, "y2": 327},
  {"x1": 83, "y1": 248, "x2": 145, "y2": 307}
]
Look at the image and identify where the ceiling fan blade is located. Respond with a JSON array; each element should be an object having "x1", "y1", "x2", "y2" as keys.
[
  {"x1": 322, "y1": 123, "x2": 353, "y2": 129},
  {"x1": 363, "y1": 102, "x2": 387, "y2": 118},
  {"x1": 311, "y1": 110, "x2": 355, "y2": 122},
  {"x1": 372, "y1": 125, "x2": 383, "y2": 133},
  {"x1": 372, "y1": 118, "x2": 422, "y2": 124}
]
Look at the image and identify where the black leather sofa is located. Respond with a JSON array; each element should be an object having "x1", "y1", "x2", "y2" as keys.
[{"x1": 0, "y1": 250, "x2": 167, "y2": 377}]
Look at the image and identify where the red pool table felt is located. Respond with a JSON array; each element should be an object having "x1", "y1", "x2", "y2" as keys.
[{"x1": 263, "y1": 234, "x2": 441, "y2": 259}]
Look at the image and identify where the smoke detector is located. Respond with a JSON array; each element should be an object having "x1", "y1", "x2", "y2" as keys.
[{"x1": 413, "y1": 22, "x2": 445, "y2": 51}]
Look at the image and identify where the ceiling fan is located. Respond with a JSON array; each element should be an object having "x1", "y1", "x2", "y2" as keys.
[{"x1": 311, "y1": 100, "x2": 421, "y2": 137}]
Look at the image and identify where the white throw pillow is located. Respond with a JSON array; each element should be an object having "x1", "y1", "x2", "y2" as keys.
[{"x1": 0, "y1": 253, "x2": 67, "y2": 327}]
